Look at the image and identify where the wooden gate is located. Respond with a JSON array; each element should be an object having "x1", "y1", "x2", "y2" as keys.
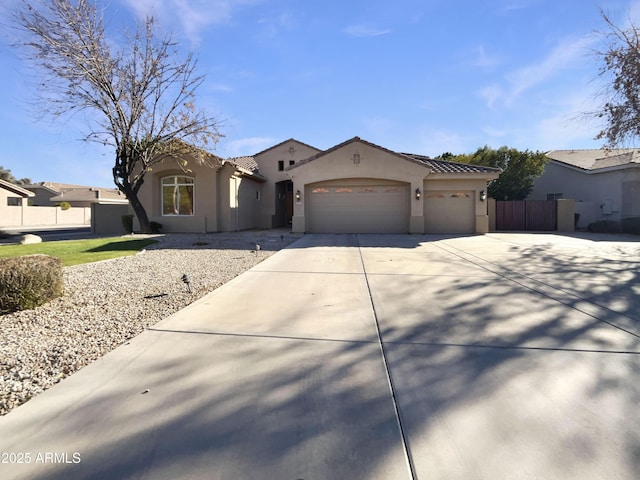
[{"x1": 496, "y1": 200, "x2": 557, "y2": 231}]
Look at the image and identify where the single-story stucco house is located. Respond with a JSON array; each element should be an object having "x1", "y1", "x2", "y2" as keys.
[
  {"x1": 23, "y1": 182, "x2": 127, "y2": 207},
  {"x1": 135, "y1": 136, "x2": 500, "y2": 234},
  {"x1": 0, "y1": 178, "x2": 35, "y2": 223},
  {"x1": 528, "y1": 149, "x2": 640, "y2": 228}
]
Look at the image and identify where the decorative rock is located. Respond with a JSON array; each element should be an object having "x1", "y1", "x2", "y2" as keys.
[
  {"x1": 0, "y1": 231, "x2": 300, "y2": 416},
  {"x1": 20, "y1": 234, "x2": 43, "y2": 245}
]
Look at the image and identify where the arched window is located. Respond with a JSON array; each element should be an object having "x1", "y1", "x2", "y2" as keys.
[{"x1": 162, "y1": 176, "x2": 195, "y2": 216}]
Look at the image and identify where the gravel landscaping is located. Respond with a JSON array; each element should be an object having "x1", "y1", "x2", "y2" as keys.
[{"x1": 0, "y1": 230, "x2": 300, "y2": 416}]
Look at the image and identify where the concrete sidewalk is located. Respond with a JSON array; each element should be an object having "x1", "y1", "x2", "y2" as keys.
[{"x1": 0, "y1": 232, "x2": 639, "y2": 479}]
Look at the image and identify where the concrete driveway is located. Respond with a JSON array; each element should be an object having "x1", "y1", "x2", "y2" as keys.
[{"x1": 1, "y1": 233, "x2": 639, "y2": 479}]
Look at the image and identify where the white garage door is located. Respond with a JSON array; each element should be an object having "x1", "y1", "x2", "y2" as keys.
[
  {"x1": 424, "y1": 191, "x2": 475, "y2": 233},
  {"x1": 308, "y1": 183, "x2": 409, "y2": 233}
]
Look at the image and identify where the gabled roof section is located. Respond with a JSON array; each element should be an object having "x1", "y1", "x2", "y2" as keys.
[
  {"x1": 288, "y1": 136, "x2": 430, "y2": 170},
  {"x1": 227, "y1": 156, "x2": 259, "y2": 173},
  {"x1": 403, "y1": 153, "x2": 503, "y2": 174},
  {"x1": 253, "y1": 138, "x2": 321, "y2": 157},
  {"x1": 546, "y1": 149, "x2": 640, "y2": 171},
  {"x1": 0, "y1": 178, "x2": 35, "y2": 197},
  {"x1": 224, "y1": 156, "x2": 266, "y2": 182}
]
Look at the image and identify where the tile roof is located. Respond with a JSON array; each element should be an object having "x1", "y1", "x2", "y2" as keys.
[
  {"x1": 403, "y1": 153, "x2": 503, "y2": 174},
  {"x1": 227, "y1": 156, "x2": 259, "y2": 173},
  {"x1": 546, "y1": 149, "x2": 640, "y2": 170}
]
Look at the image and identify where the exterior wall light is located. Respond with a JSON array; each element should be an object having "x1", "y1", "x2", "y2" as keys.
[
  {"x1": 415, "y1": 188, "x2": 421, "y2": 200},
  {"x1": 296, "y1": 190, "x2": 301, "y2": 201},
  {"x1": 479, "y1": 190, "x2": 487, "y2": 202}
]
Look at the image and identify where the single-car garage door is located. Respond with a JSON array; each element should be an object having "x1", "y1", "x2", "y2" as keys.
[
  {"x1": 424, "y1": 191, "x2": 475, "y2": 233},
  {"x1": 307, "y1": 181, "x2": 409, "y2": 233}
]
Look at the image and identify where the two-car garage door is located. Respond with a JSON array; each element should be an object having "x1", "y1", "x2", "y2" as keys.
[
  {"x1": 306, "y1": 181, "x2": 476, "y2": 234},
  {"x1": 307, "y1": 181, "x2": 409, "y2": 233}
]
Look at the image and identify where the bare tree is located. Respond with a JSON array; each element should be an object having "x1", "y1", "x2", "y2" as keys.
[
  {"x1": 593, "y1": 9, "x2": 640, "y2": 147},
  {"x1": 14, "y1": 0, "x2": 222, "y2": 232}
]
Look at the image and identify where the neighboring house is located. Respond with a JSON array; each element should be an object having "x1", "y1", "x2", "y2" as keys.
[
  {"x1": 136, "y1": 136, "x2": 501, "y2": 234},
  {"x1": 23, "y1": 182, "x2": 126, "y2": 207},
  {"x1": 528, "y1": 149, "x2": 640, "y2": 228},
  {"x1": 49, "y1": 188, "x2": 128, "y2": 207},
  {"x1": 0, "y1": 178, "x2": 35, "y2": 227}
]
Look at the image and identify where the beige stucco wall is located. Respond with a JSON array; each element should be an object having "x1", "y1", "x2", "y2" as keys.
[
  {"x1": 24, "y1": 187, "x2": 57, "y2": 206},
  {"x1": 556, "y1": 199, "x2": 576, "y2": 232},
  {"x1": 1, "y1": 185, "x2": 93, "y2": 228},
  {"x1": 0, "y1": 188, "x2": 26, "y2": 227},
  {"x1": 217, "y1": 165, "x2": 263, "y2": 232},
  {"x1": 136, "y1": 157, "x2": 220, "y2": 233},
  {"x1": 92, "y1": 204, "x2": 130, "y2": 235},
  {"x1": 288, "y1": 140, "x2": 430, "y2": 233},
  {"x1": 424, "y1": 178, "x2": 491, "y2": 234},
  {"x1": 254, "y1": 140, "x2": 321, "y2": 228},
  {"x1": 1, "y1": 204, "x2": 91, "y2": 228},
  {"x1": 237, "y1": 177, "x2": 262, "y2": 231}
]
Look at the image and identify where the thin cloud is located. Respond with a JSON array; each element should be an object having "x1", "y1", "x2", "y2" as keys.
[
  {"x1": 208, "y1": 83, "x2": 234, "y2": 93},
  {"x1": 473, "y1": 45, "x2": 502, "y2": 68},
  {"x1": 344, "y1": 24, "x2": 391, "y2": 37},
  {"x1": 506, "y1": 36, "x2": 594, "y2": 102},
  {"x1": 478, "y1": 85, "x2": 504, "y2": 109},
  {"x1": 497, "y1": 0, "x2": 539, "y2": 14},
  {"x1": 480, "y1": 35, "x2": 596, "y2": 109},
  {"x1": 122, "y1": 0, "x2": 261, "y2": 44},
  {"x1": 257, "y1": 11, "x2": 295, "y2": 38}
]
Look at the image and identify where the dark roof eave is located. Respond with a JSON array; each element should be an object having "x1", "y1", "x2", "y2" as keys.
[
  {"x1": 426, "y1": 171, "x2": 502, "y2": 180},
  {"x1": 0, "y1": 179, "x2": 35, "y2": 197}
]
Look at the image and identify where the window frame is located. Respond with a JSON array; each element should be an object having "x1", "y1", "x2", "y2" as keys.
[{"x1": 161, "y1": 175, "x2": 195, "y2": 216}]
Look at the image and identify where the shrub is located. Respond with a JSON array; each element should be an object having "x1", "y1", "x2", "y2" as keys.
[
  {"x1": 149, "y1": 221, "x2": 163, "y2": 234},
  {"x1": 0, "y1": 255, "x2": 64, "y2": 314},
  {"x1": 587, "y1": 220, "x2": 623, "y2": 233},
  {"x1": 121, "y1": 214, "x2": 134, "y2": 234},
  {"x1": 621, "y1": 217, "x2": 640, "y2": 235},
  {"x1": 57, "y1": 201, "x2": 71, "y2": 210}
]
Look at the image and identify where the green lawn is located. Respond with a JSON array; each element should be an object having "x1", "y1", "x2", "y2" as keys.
[{"x1": 0, "y1": 237, "x2": 158, "y2": 266}]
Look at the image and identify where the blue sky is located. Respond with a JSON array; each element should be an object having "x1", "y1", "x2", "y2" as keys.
[{"x1": 0, "y1": 0, "x2": 638, "y2": 187}]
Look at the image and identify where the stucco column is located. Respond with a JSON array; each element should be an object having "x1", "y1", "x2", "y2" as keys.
[
  {"x1": 556, "y1": 198, "x2": 576, "y2": 232},
  {"x1": 475, "y1": 189, "x2": 490, "y2": 233},
  {"x1": 291, "y1": 183, "x2": 305, "y2": 233},
  {"x1": 410, "y1": 181, "x2": 425, "y2": 233}
]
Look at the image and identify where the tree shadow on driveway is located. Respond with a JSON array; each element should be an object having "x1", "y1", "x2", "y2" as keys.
[{"x1": 2, "y1": 232, "x2": 639, "y2": 479}]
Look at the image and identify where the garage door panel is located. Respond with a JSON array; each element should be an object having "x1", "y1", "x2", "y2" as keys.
[
  {"x1": 308, "y1": 183, "x2": 409, "y2": 233},
  {"x1": 424, "y1": 191, "x2": 474, "y2": 234}
]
